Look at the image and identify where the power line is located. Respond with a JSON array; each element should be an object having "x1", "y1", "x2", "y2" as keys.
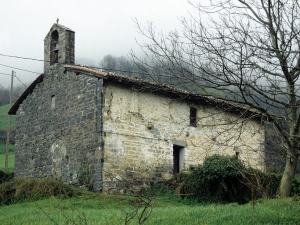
[
  {"x1": 0, "y1": 53, "x2": 44, "y2": 62},
  {"x1": 0, "y1": 72, "x2": 12, "y2": 76},
  {"x1": 0, "y1": 53, "x2": 144, "y2": 75},
  {"x1": 0, "y1": 63, "x2": 41, "y2": 74},
  {"x1": 0, "y1": 72, "x2": 28, "y2": 88},
  {"x1": 14, "y1": 74, "x2": 28, "y2": 88},
  {"x1": 4, "y1": 52, "x2": 300, "y2": 88},
  {"x1": 1, "y1": 52, "x2": 300, "y2": 73}
]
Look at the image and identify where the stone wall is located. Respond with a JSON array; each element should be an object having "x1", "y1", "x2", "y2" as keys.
[
  {"x1": 13, "y1": 65, "x2": 265, "y2": 194},
  {"x1": 14, "y1": 65, "x2": 103, "y2": 191},
  {"x1": 102, "y1": 82, "x2": 265, "y2": 193}
]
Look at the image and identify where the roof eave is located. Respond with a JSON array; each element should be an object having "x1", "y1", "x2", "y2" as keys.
[{"x1": 65, "y1": 65, "x2": 266, "y2": 124}]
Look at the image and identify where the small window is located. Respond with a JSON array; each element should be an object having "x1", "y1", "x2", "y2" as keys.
[
  {"x1": 189, "y1": 165, "x2": 196, "y2": 171},
  {"x1": 190, "y1": 107, "x2": 197, "y2": 127},
  {"x1": 235, "y1": 151, "x2": 240, "y2": 159},
  {"x1": 51, "y1": 95, "x2": 56, "y2": 109}
]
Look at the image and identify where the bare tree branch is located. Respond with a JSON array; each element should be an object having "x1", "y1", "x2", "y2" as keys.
[{"x1": 131, "y1": 0, "x2": 300, "y2": 197}]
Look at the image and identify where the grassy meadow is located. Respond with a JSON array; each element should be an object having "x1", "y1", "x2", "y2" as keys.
[
  {"x1": 0, "y1": 143, "x2": 14, "y2": 172},
  {"x1": 0, "y1": 104, "x2": 15, "y2": 171},
  {"x1": 0, "y1": 104, "x2": 16, "y2": 130},
  {"x1": 0, "y1": 104, "x2": 299, "y2": 225},
  {"x1": 0, "y1": 192, "x2": 299, "y2": 225}
]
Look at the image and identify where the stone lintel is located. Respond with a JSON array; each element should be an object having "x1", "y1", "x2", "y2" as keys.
[{"x1": 172, "y1": 139, "x2": 187, "y2": 147}]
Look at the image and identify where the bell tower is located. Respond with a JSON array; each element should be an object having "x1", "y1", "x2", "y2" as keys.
[{"x1": 44, "y1": 23, "x2": 75, "y2": 69}]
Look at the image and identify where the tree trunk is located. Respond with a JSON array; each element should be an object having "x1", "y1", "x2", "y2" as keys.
[{"x1": 279, "y1": 153, "x2": 298, "y2": 197}]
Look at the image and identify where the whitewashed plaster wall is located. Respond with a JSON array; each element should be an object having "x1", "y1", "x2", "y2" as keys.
[{"x1": 102, "y1": 82, "x2": 265, "y2": 193}]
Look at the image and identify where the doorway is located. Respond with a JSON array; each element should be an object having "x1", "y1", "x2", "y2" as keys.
[{"x1": 173, "y1": 145, "x2": 185, "y2": 174}]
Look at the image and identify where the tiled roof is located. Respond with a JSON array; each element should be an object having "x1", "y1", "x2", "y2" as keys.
[
  {"x1": 64, "y1": 65, "x2": 191, "y2": 94},
  {"x1": 64, "y1": 65, "x2": 266, "y2": 124},
  {"x1": 8, "y1": 64, "x2": 266, "y2": 124}
]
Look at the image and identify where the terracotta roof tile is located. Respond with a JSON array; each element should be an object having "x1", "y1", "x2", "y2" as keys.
[{"x1": 8, "y1": 64, "x2": 266, "y2": 124}]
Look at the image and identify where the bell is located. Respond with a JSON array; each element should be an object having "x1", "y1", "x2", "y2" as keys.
[{"x1": 54, "y1": 43, "x2": 59, "y2": 52}]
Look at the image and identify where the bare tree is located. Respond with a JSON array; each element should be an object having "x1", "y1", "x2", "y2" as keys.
[
  {"x1": 131, "y1": 0, "x2": 300, "y2": 197},
  {"x1": 0, "y1": 85, "x2": 10, "y2": 106},
  {"x1": 100, "y1": 54, "x2": 118, "y2": 71},
  {"x1": 76, "y1": 57, "x2": 97, "y2": 67},
  {"x1": 0, "y1": 83, "x2": 27, "y2": 107},
  {"x1": 99, "y1": 54, "x2": 145, "y2": 78}
]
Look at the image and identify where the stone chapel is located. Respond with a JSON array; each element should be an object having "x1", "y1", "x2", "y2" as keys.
[{"x1": 9, "y1": 24, "x2": 265, "y2": 193}]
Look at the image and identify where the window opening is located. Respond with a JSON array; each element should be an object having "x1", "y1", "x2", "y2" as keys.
[
  {"x1": 51, "y1": 95, "x2": 56, "y2": 109},
  {"x1": 235, "y1": 151, "x2": 240, "y2": 159},
  {"x1": 50, "y1": 30, "x2": 59, "y2": 65},
  {"x1": 189, "y1": 165, "x2": 196, "y2": 171},
  {"x1": 190, "y1": 107, "x2": 197, "y2": 127}
]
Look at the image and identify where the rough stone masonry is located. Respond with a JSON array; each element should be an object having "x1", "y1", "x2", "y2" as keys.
[{"x1": 9, "y1": 23, "x2": 266, "y2": 193}]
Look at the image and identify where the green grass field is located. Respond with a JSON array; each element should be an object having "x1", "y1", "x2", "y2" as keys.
[
  {"x1": 0, "y1": 104, "x2": 15, "y2": 172},
  {"x1": 0, "y1": 143, "x2": 14, "y2": 172},
  {"x1": 0, "y1": 192, "x2": 299, "y2": 225},
  {"x1": 0, "y1": 103, "x2": 299, "y2": 224}
]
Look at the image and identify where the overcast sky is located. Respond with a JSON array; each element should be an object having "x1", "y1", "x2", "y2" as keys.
[{"x1": 0, "y1": 0, "x2": 194, "y2": 88}]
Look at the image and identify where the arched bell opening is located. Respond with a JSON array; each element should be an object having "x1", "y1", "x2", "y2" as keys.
[{"x1": 50, "y1": 30, "x2": 59, "y2": 65}]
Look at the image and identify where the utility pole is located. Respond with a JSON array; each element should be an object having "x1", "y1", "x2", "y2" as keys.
[{"x1": 5, "y1": 70, "x2": 14, "y2": 169}]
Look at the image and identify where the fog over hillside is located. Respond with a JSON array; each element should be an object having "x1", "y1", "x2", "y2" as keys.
[{"x1": 0, "y1": 0, "x2": 192, "y2": 88}]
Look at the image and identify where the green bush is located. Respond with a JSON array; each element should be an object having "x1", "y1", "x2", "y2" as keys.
[
  {"x1": 0, "y1": 178, "x2": 81, "y2": 205},
  {"x1": 183, "y1": 154, "x2": 285, "y2": 204},
  {"x1": 292, "y1": 178, "x2": 300, "y2": 196},
  {"x1": 0, "y1": 179, "x2": 15, "y2": 205},
  {"x1": 265, "y1": 173, "x2": 282, "y2": 197},
  {"x1": 184, "y1": 154, "x2": 250, "y2": 204},
  {"x1": 243, "y1": 168, "x2": 282, "y2": 198},
  {"x1": 0, "y1": 170, "x2": 14, "y2": 184},
  {"x1": 78, "y1": 163, "x2": 93, "y2": 190}
]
